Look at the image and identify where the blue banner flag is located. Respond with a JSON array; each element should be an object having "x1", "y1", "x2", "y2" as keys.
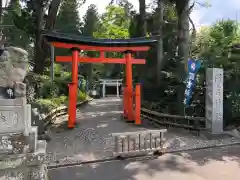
[{"x1": 183, "y1": 59, "x2": 201, "y2": 106}]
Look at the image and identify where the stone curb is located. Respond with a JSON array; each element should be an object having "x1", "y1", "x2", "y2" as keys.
[{"x1": 43, "y1": 98, "x2": 94, "y2": 128}]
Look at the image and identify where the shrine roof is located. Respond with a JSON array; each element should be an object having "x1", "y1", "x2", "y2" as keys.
[{"x1": 42, "y1": 32, "x2": 158, "y2": 47}]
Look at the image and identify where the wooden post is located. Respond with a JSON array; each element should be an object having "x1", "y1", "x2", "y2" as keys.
[
  {"x1": 68, "y1": 83, "x2": 73, "y2": 125},
  {"x1": 102, "y1": 81, "x2": 106, "y2": 97},
  {"x1": 125, "y1": 51, "x2": 133, "y2": 121},
  {"x1": 116, "y1": 81, "x2": 119, "y2": 97},
  {"x1": 68, "y1": 48, "x2": 79, "y2": 128},
  {"x1": 135, "y1": 84, "x2": 141, "y2": 125}
]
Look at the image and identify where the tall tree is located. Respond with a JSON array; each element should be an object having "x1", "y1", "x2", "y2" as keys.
[
  {"x1": 81, "y1": 4, "x2": 99, "y2": 36},
  {"x1": 95, "y1": 4, "x2": 131, "y2": 78},
  {"x1": 176, "y1": 0, "x2": 190, "y2": 66},
  {"x1": 155, "y1": 0, "x2": 164, "y2": 85},
  {"x1": 31, "y1": 0, "x2": 62, "y2": 74},
  {"x1": 11, "y1": 0, "x2": 81, "y2": 74},
  {"x1": 138, "y1": 0, "x2": 147, "y2": 36},
  {"x1": 134, "y1": 0, "x2": 147, "y2": 81},
  {"x1": 81, "y1": 4, "x2": 99, "y2": 86},
  {"x1": 55, "y1": 0, "x2": 81, "y2": 34},
  {"x1": 2, "y1": 0, "x2": 31, "y2": 49},
  {"x1": 54, "y1": 0, "x2": 81, "y2": 60}
]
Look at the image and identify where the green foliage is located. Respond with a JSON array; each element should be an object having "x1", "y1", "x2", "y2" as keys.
[
  {"x1": 2, "y1": 1, "x2": 31, "y2": 48},
  {"x1": 94, "y1": 5, "x2": 130, "y2": 39},
  {"x1": 55, "y1": 0, "x2": 81, "y2": 34},
  {"x1": 78, "y1": 90, "x2": 87, "y2": 101},
  {"x1": 80, "y1": 4, "x2": 100, "y2": 85},
  {"x1": 81, "y1": 4, "x2": 99, "y2": 36},
  {"x1": 92, "y1": 2, "x2": 133, "y2": 78},
  {"x1": 64, "y1": 90, "x2": 87, "y2": 105},
  {"x1": 192, "y1": 20, "x2": 240, "y2": 125},
  {"x1": 35, "y1": 99, "x2": 59, "y2": 111},
  {"x1": 54, "y1": 0, "x2": 82, "y2": 57},
  {"x1": 51, "y1": 95, "x2": 68, "y2": 106},
  {"x1": 39, "y1": 81, "x2": 60, "y2": 98},
  {"x1": 26, "y1": 62, "x2": 87, "y2": 111},
  {"x1": 44, "y1": 64, "x2": 72, "y2": 95}
]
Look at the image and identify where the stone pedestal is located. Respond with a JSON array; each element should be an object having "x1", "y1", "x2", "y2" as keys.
[
  {"x1": 205, "y1": 68, "x2": 223, "y2": 134},
  {"x1": 0, "y1": 98, "x2": 47, "y2": 179}
]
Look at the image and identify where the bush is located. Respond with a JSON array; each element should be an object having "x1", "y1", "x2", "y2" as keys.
[
  {"x1": 26, "y1": 63, "x2": 88, "y2": 113},
  {"x1": 54, "y1": 75, "x2": 71, "y2": 95},
  {"x1": 78, "y1": 90, "x2": 87, "y2": 101},
  {"x1": 51, "y1": 95, "x2": 68, "y2": 106},
  {"x1": 64, "y1": 90, "x2": 87, "y2": 105},
  {"x1": 34, "y1": 99, "x2": 59, "y2": 112},
  {"x1": 39, "y1": 81, "x2": 60, "y2": 98}
]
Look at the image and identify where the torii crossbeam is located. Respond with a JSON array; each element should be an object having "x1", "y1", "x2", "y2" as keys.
[{"x1": 43, "y1": 32, "x2": 157, "y2": 128}]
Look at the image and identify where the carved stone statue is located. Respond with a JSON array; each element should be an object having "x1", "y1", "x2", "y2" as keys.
[{"x1": 0, "y1": 47, "x2": 28, "y2": 99}]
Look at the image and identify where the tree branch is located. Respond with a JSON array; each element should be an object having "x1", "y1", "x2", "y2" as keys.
[
  {"x1": 188, "y1": 2, "x2": 196, "y2": 58},
  {"x1": 45, "y1": 0, "x2": 61, "y2": 30}
]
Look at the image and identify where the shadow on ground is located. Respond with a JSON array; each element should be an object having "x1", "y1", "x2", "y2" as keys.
[
  {"x1": 48, "y1": 145, "x2": 240, "y2": 180},
  {"x1": 48, "y1": 154, "x2": 191, "y2": 180}
]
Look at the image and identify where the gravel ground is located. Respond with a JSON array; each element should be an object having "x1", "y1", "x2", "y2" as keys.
[
  {"x1": 163, "y1": 128, "x2": 240, "y2": 152},
  {"x1": 46, "y1": 98, "x2": 146, "y2": 164},
  {"x1": 46, "y1": 97, "x2": 240, "y2": 166}
]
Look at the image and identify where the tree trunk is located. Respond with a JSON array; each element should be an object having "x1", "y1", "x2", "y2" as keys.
[
  {"x1": 0, "y1": 0, "x2": 4, "y2": 43},
  {"x1": 175, "y1": 0, "x2": 190, "y2": 115},
  {"x1": 139, "y1": 0, "x2": 147, "y2": 35},
  {"x1": 0, "y1": 0, "x2": 2, "y2": 24},
  {"x1": 176, "y1": 0, "x2": 190, "y2": 76},
  {"x1": 45, "y1": 0, "x2": 62, "y2": 31},
  {"x1": 34, "y1": 0, "x2": 61, "y2": 74},
  {"x1": 136, "y1": 0, "x2": 147, "y2": 81},
  {"x1": 34, "y1": 0, "x2": 45, "y2": 74},
  {"x1": 188, "y1": 3, "x2": 197, "y2": 58},
  {"x1": 156, "y1": 0, "x2": 164, "y2": 85}
]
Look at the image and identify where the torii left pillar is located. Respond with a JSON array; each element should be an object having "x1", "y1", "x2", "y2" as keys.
[
  {"x1": 68, "y1": 47, "x2": 80, "y2": 128},
  {"x1": 125, "y1": 51, "x2": 134, "y2": 121}
]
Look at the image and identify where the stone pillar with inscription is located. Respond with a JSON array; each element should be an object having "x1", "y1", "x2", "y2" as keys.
[
  {"x1": 205, "y1": 68, "x2": 223, "y2": 134},
  {"x1": 0, "y1": 47, "x2": 47, "y2": 179}
]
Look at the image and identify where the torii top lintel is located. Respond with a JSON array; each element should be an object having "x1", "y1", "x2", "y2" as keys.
[{"x1": 43, "y1": 32, "x2": 158, "y2": 52}]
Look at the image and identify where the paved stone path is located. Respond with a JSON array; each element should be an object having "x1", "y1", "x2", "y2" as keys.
[{"x1": 48, "y1": 145, "x2": 240, "y2": 180}]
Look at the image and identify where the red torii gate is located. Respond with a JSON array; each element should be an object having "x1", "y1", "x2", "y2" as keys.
[{"x1": 43, "y1": 32, "x2": 157, "y2": 129}]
